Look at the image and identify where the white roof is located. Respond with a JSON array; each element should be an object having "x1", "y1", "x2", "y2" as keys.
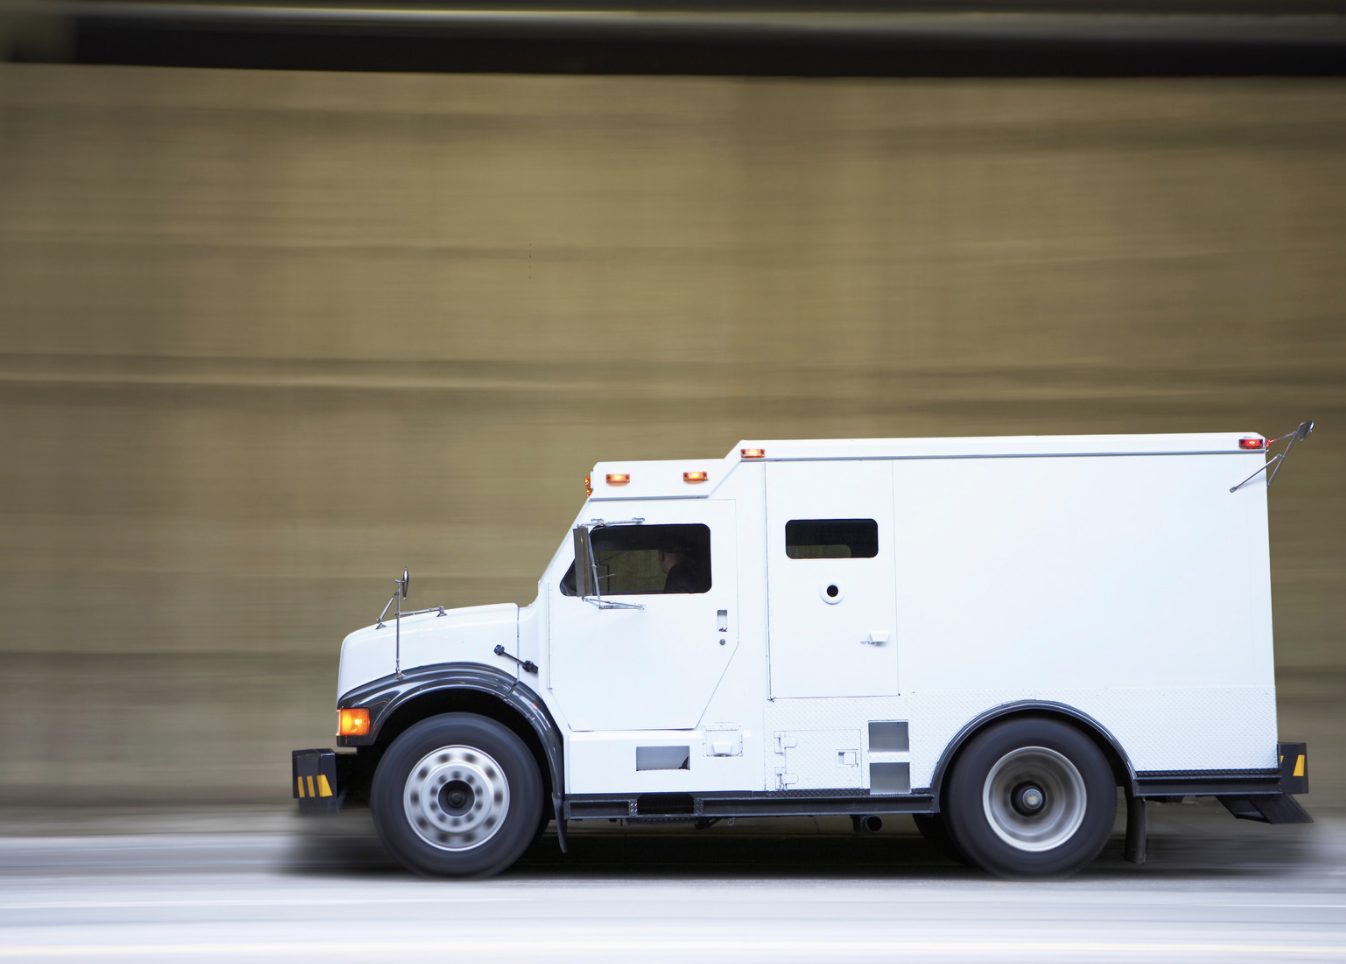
[
  {"x1": 587, "y1": 432, "x2": 1264, "y2": 500},
  {"x1": 735, "y1": 432, "x2": 1261, "y2": 461}
]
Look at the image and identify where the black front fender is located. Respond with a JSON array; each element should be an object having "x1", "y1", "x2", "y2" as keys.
[{"x1": 337, "y1": 662, "x2": 563, "y2": 799}]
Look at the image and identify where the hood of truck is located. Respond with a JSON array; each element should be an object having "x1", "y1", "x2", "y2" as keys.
[{"x1": 336, "y1": 603, "x2": 519, "y2": 700}]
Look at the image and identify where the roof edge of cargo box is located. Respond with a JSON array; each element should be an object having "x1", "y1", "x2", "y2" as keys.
[
  {"x1": 585, "y1": 431, "x2": 1270, "y2": 500},
  {"x1": 733, "y1": 432, "x2": 1266, "y2": 462}
]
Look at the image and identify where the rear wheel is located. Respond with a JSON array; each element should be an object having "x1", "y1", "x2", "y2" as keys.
[
  {"x1": 371, "y1": 713, "x2": 542, "y2": 878},
  {"x1": 944, "y1": 717, "x2": 1116, "y2": 878}
]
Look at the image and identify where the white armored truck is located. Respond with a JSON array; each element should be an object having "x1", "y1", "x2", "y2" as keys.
[{"x1": 294, "y1": 427, "x2": 1314, "y2": 878}]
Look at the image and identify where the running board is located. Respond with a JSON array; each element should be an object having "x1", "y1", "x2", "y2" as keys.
[{"x1": 565, "y1": 791, "x2": 937, "y2": 821}]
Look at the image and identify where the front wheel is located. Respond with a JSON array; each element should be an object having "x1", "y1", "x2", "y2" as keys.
[
  {"x1": 944, "y1": 717, "x2": 1116, "y2": 878},
  {"x1": 371, "y1": 713, "x2": 543, "y2": 878}
]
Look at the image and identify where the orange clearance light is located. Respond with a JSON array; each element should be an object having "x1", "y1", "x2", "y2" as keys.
[
  {"x1": 1239, "y1": 438, "x2": 1266, "y2": 450},
  {"x1": 684, "y1": 470, "x2": 709, "y2": 483},
  {"x1": 338, "y1": 707, "x2": 370, "y2": 737},
  {"x1": 606, "y1": 472, "x2": 631, "y2": 485},
  {"x1": 740, "y1": 448, "x2": 766, "y2": 459},
  {"x1": 584, "y1": 474, "x2": 592, "y2": 496}
]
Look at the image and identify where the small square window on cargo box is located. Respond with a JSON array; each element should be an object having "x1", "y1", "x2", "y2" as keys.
[{"x1": 785, "y1": 519, "x2": 878, "y2": 559}]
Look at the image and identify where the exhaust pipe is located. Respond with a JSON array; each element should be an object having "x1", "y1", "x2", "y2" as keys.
[{"x1": 851, "y1": 815, "x2": 883, "y2": 834}]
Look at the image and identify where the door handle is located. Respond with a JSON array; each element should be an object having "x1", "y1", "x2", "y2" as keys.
[
  {"x1": 862, "y1": 632, "x2": 890, "y2": 646},
  {"x1": 717, "y1": 609, "x2": 728, "y2": 633}
]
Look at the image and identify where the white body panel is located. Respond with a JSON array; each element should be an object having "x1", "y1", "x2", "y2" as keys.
[
  {"x1": 766, "y1": 460, "x2": 899, "y2": 698},
  {"x1": 335, "y1": 432, "x2": 1282, "y2": 802},
  {"x1": 549, "y1": 500, "x2": 740, "y2": 732},
  {"x1": 337, "y1": 604, "x2": 518, "y2": 699}
]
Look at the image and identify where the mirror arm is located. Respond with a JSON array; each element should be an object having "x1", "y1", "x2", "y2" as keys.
[
  {"x1": 586, "y1": 596, "x2": 645, "y2": 611},
  {"x1": 587, "y1": 539, "x2": 603, "y2": 603},
  {"x1": 1230, "y1": 419, "x2": 1315, "y2": 494},
  {"x1": 372, "y1": 569, "x2": 415, "y2": 676},
  {"x1": 572, "y1": 523, "x2": 646, "y2": 611},
  {"x1": 375, "y1": 593, "x2": 395, "y2": 629}
]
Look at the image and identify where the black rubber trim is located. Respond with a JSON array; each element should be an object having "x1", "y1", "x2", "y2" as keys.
[
  {"x1": 1135, "y1": 770, "x2": 1282, "y2": 796},
  {"x1": 336, "y1": 661, "x2": 563, "y2": 809},
  {"x1": 928, "y1": 700, "x2": 1138, "y2": 807}
]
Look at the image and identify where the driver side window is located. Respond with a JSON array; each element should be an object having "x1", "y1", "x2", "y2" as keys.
[{"x1": 561, "y1": 523, "x2": 712, "y2": 596}]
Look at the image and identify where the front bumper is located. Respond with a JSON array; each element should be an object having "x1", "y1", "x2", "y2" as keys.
[{"x1": 292, "y1": 748, "x2": 348, "y2": 816}]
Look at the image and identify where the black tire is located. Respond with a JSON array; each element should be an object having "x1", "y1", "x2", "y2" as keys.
[
  {"x1": 531, "y1": 807, "x2": 552, "y2": 850},
  {"x1": 371, "y1": 713, "x2": 543, "y2": 878},
  {"x1": 943, "y1": 717, "x2": 1116, "y2": 878}
]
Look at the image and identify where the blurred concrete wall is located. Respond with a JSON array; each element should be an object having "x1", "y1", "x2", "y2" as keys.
[{"x1": 1, "y1": 65, "x2": 1344, "y2": 804}]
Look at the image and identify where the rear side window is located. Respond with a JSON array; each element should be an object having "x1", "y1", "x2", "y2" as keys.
[
  {"x1": 562, "y1": 523, "x2": 712, "y2": 595},
  {"x1": 785, "y1": 519, "x2": 878, "y2": 559}
]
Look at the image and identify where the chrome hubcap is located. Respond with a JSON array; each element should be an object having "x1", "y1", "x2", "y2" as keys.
[
  {"x1": 982, "y1": 746, "x2": 1086, "y2": 852},
  {"x1": 403, "y1": 745, "x2": 510, "y2": 852}
]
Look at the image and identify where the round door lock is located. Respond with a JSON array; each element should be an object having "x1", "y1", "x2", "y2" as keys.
[{"x1": 821, "y1": 583, "x2": 844, "y2": 605}]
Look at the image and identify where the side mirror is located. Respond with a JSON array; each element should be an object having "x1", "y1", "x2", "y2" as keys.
[
  {"x1": 1297, "y1": 419, "x2": 1315, "y2": 441},
  {"x1": 399, "y1": 569, "x2": 410, "y2": 599},
  {"x1": 572, "y1": 527, "x2": 595, "y2": 597}
]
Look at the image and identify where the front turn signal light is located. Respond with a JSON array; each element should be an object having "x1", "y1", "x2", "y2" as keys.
[{"x1": 338, "y1": 707, "x2": 371, "y2": 737}]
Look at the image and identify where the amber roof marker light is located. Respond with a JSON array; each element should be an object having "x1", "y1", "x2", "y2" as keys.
[
  {"x1": 740, "y1": 448, "x2": 766, "y2": 459},
  {"x1": 606, "y1": 472, "x2": 631, "y2": 485},
  {"x1": 684, "y1": 470, "x2": 709, "y2": 483}
]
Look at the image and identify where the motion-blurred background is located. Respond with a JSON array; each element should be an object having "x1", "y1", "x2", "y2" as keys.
[{"x1": 1, "y1": 2, "x2": 1344, "y2": 811}]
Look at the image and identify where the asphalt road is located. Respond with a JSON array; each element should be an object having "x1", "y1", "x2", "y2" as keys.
[{"x1": 2, "y1": 804, "x2": 1343, "y2": 962}]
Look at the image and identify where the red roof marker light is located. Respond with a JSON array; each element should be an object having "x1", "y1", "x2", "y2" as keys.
[{"x1": 1239, "y1": 438, "x2": 1266, "y2": 450}]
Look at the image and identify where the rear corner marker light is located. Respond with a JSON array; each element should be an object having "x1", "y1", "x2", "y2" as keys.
[
  {"x1": 338, "y1": 707, "x2": 370, "y2": 737},
  {"x1": 684, "y1": 470, "x2": 709, "y2": 483},
  {"x1": 606, "y1": 472, "x2": 631, "y2": 485},
  {"x1": 584, "y1": 474, "x2": 592, "y2": 496},
  {"x1": 740, "y1": 447, "x2": 766, "y2": 459},
  {"x1": 1239, "y1": 438, "x2": 1266, "y2": 450}
]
